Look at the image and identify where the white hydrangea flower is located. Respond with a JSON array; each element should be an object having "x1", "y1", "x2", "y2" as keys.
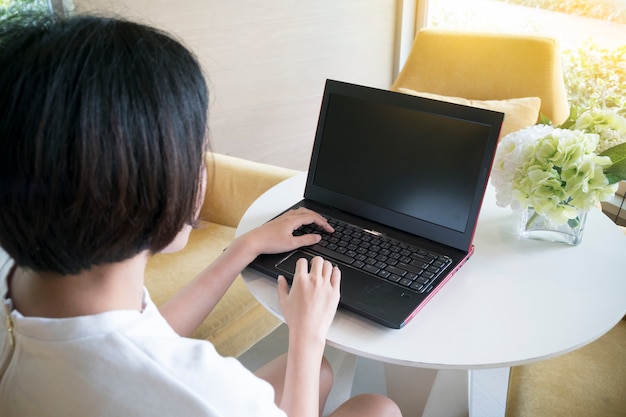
[
  {"x1": 575, "y1": 108, "x2": 626, "y2": 153},
  {"x1": 491, "y1": 123, "x2": 618, "y2": 226}
]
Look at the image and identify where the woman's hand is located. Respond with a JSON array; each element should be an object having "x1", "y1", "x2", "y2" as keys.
[
  {"x1": 277, "y1": 256, "x2": 341, "y2": 343},
  {"x1": 240, "y1": 207, "x2": 334, "y2": 257}
]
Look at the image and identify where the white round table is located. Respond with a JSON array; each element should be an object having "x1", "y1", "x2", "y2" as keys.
[{"x1": 237, "y1": 172, "x2": 626, "y2": 416}]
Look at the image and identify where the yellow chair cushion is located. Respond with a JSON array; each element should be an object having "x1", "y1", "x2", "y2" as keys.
[
  {"x1": 202, "y1": 153, "x2": 298, "y2": 228},
  {"x1": 396, "y1": 88, "x2": 541, "y2": 139},
  {"x1": 505, "y1": 319, "x2": 626, "y2": 417}
]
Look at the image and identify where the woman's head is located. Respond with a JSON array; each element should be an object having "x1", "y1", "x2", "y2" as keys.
[{"x1": 0, "y1": 14, "x2": 209, "y2": 275}]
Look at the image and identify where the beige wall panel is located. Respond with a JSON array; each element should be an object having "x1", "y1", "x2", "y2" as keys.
[
  {"x1": 208, "y1": 96, "x2": 320, "y2": 157},
  {"x1": 209, "y1": 43, "x2": 395, "y2": 114},
  {"x1": 73, "y1": 0, "x2": 399, "y2": 169},
  {"x1": 220, "y1": 132, "x2": 315, "y2": 172},
  {"x1": 192, "y1": 8, "x2": 396, "y2": 71}
]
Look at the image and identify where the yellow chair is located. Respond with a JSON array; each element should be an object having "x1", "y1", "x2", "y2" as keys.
[
  {"x1": 505, "y1": 318, "x2": 626, "y2": 417},
  {"x1": 392, "y1": 28, "x2": 570, "y2": 137}
]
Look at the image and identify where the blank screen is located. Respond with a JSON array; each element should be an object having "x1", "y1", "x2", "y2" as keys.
[{"x1": 312, "y1": 94, "x2": 491, "y2": 233}]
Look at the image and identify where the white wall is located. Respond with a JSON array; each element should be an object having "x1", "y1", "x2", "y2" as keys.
[{"x1": 74, "y1": 0, "x2": 401, "y2": 170}]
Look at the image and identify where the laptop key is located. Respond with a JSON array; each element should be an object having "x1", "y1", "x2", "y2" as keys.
[
  {"x1": 388, "y1": 274, "x2": 402, "y2": 282},
  {"x1": 397, "y1": 262, "x2": 424, "y2": 275},
  {"x1": 378, "y1": 270, "x2": 391, "y2": 279},
  {"x1": 422, "y1": 271, "x2": 435, "y2": 280},
  {"x1": 363, "y1": 264, "x2": 380, "y2": 274},
  {"x1": 385, "y1": 265, "x2": 407, "y2": 276},
  {"x1": 410, "y1": 257, "x2": 430, "y2": 267},
  {"x1": 433, "y1": 259, "x2": 450, "y2": 268},
  {"x1": 399, "y1": 278, "x2": 413, "y2": 287}
]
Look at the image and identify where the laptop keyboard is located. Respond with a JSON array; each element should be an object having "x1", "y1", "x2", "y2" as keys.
[{"x1": 294, "y1": 217, "x2": 452, "y2": 294}]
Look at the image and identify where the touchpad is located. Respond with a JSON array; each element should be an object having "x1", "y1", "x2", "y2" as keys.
[{"x1": 276, "y1": 250, "x2": 316, "y2": 278}]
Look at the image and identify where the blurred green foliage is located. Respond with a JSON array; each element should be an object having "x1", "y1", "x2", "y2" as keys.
[
  {"x1": 562, "y1": 41, "x2": 626, "y2": 117},
  {"x1": 0, "y1": 0, "x2": 49, "y2": 23}
]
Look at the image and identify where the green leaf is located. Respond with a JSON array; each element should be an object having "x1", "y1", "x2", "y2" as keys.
[
  {"x1": 601, "y1": 142, "x2": 626, "y2": 183},
  {"x1": 600, "y1": 141, "x2": 626, "y2": 161},
  {"x1": 556, "y1": 107, "x2": 580, "y2": 130},
  {"x1": 605, "y1": 161, "x2": 626, "y2": 184},
  {"x1": 537, "y1": 113, "x2": 553, "y2": 126}
]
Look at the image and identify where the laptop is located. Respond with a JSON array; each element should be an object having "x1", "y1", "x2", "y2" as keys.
[{"x1": 248, "y1": 79, "x2": 503, "y2": 329}]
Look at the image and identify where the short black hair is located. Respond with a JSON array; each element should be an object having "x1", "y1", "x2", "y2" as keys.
[{"x1": 0, "y1": 14, "x2": 209, "y2": 274}]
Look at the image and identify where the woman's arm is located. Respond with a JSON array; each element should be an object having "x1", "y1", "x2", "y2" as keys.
[
  {"x1": 158, "y1": 208, "x2": 333, "y2": 337},
  {"x1": 277, "y1": 257, "x2": 341, "y2": 417},
  {"x1": 160, "y1": 207, "x2": 342, "y2": 417}
]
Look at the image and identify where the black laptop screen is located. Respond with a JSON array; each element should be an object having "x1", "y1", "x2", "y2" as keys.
[{"x1": 305, "y1": 80, "x2": 503, "y2": 251}]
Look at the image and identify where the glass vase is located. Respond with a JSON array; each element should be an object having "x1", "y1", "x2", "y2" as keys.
[{"x1": 519, "y1": 207, "x2": 588, "y2": 246}]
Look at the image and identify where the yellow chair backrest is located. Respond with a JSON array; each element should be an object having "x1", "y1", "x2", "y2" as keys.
[{"x1": 392, "y1": 29, "x2": 570, "y2": 125}]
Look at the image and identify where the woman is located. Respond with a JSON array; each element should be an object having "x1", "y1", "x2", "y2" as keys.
[{"x1": 0, "y1": 13, "x2": 401, "y2": 417}]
